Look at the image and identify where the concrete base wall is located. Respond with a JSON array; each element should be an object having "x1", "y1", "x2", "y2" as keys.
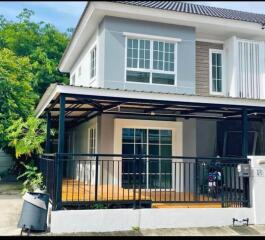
[{"x1": 50, "y1": 208, "x2": 253, "y2": 233}]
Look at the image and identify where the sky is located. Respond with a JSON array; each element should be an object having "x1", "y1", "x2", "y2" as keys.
[{"x1": 2, "y1": 1, "x2": 265, "y2": 33}]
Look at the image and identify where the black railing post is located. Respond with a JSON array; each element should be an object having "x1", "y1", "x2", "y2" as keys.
[
  {"x1": 54, "y1": 154, "x2": 63, "y2": 210},
  {"x1": 95, "y1": 155, "x2": 99, "y2": 202},
  {"x1": 45, "y1": 111, "x2": 51, "y2": 153},
  {"x1": 194, "y1": 158, "x2": 198, "y2": 202},
  {"x1": 55, "y1": 94, "x2": 65, "y2": 210},
  {"x1": 133, "y1": 156, "x2": 136, "y2": 209},
  {"x1": 243, "y1": 160, "x2": 250, "y2": 207},
  {"x1": 221, "y1": 165, "x2": 225, "y2": 208},
  {"x1": 138, "y1": 155, "x2": 142, "y2": 209},
  {"x1": 242, "y1": 109, "x2": 250, "y2": 207}
]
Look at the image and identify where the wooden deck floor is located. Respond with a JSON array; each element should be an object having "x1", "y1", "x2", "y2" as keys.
[{"x1": 62, "y1": 179, "x2": 222, "y2": 208}]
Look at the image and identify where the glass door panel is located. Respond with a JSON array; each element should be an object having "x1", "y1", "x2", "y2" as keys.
[{"x1": 121, "y1": 128, "x2": 172, "y2": 189}]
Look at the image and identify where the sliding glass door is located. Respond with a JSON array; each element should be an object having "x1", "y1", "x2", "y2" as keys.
[{"x1": 122, "y1": 128, "x2": 172, "y2": 189}]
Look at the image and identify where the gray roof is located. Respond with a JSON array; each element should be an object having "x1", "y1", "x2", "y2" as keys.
[{"x1": 115, "y1": 1, "x2": 265, "y2": 25}]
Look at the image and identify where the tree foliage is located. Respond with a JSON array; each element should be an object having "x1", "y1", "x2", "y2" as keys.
[
  {"x1": 0, "y1": 48, "x2": 37, "y2": 147},
  {"x1": 6, "y1": 116, "x2": 47, "y2": 158},
  {"x1": 0, "y1": 9, "x2": 70, "y2": 150},
  {"x1": 0, "y1": 8, "x2": 69, "y2": 96}
]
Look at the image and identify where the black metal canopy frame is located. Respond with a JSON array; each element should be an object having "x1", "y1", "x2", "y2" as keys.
[
  {"x1": 41, "y1": 91, "x2": 261, "y2": 209},
  {"x1": 42, "y1": 91, "x2": 265, "y2": 158}
]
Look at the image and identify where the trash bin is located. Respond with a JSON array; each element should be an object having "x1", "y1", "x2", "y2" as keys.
[{"x1": 18, "y1": 192, "x2": 49, "y2": 232}]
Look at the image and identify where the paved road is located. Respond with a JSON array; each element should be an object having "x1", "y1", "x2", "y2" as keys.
[{"x1": 1, "y1": 182, "x2": 265, "y2": 236}]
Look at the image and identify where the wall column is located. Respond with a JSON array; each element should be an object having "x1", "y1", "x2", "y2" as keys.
[{"x1": 249, "y1": 156, "x2": 265, "y2": 224}]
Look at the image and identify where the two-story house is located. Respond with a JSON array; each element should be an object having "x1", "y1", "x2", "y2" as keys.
[{"x1": 36, "y1": 1, "x2": 265, "y2": 232}]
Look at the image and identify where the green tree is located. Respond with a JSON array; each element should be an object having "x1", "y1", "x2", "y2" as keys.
[
  {"x1": 0, "y1": 48, "x2": 37, "y2": 148},
  {"x1": 0, "y1": 8, "x2": 70, "y2": 96},
  {"x1": 7, "y1": 116, "x2": 47, "y2": 158}
]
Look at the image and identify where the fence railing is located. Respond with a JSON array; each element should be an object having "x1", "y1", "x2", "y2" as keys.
[
  {"x1": 37, "y1": 153, "x2": 56, "y2": 204},
  {"x1": 38, "y1": 153, "x2": 250, "y2": 210}
]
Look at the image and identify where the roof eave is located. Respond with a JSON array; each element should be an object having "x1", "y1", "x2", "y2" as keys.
[{"x1": 58, "y1": 1, "x2": 92, "y2": 73}]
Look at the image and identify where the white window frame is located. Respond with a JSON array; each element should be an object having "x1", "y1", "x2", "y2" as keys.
[
  {"x1": 114, "y1": 119, "x2": 181, "y2": 190},
  {"x1": 124, "y1": 33, "x2": 179, "y2": 87},
  {"x1": 88, "y1": 127, "x2": 96, "y2": 154},
  {"x1": 209, "y1": 49, "x2": 225, "y2": 96},
  {"x1": 90, "y1": 44, "x2": 97, "y2": 81}
]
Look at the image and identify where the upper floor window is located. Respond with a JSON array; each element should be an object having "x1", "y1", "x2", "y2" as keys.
[
  {"x1": 126, "y1": 37, "x2": 177, "y2": 85},
  {"x1": 209, "y1": 49, "x2": 224, "y2": 95},
  {"x1": 90, "y1": 47, "x2": 96, "y2": 79}
]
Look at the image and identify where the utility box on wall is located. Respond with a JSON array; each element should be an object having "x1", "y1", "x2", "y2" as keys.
[{"x1": 237, "y1": 164, "x2": 250, "y2": 177}]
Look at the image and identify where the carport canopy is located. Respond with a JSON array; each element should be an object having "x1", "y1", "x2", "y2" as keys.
[
  {"x1": 36, "y1": 84, "x2": 265, "y2": 124},
  {"x1": 36, "y1": 83, "x2": 265, "y2": 157}
]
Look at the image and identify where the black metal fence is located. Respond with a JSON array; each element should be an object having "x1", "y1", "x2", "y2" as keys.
[
  {"x1": 38, "y1": 153, "x2": 250, "y2": 210},
  {"x1": 37, "y1": 153, "x2": 56, "y2": 204}
]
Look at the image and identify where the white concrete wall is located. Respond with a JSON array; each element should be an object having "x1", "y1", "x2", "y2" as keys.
[
  {"x1": 249, "y1": 155, "x2": 265, "y2": 225},
  {"x1": 51, "y1": 207, "x2": 253, "y2": 233},
  {"x1": 67, "y1": 117, "x2": 98, "y2": 184},
  {"x1": 70, "y1": 31, "x2": 99, "y2": 87}
]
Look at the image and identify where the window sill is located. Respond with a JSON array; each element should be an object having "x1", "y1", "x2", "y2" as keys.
[{"x1": 126, "y1": 81, "x2": 176, "y2": 87}]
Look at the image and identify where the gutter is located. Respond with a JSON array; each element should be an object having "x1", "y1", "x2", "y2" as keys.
[{"x1": 35, "y1": 84, "x2": 59, "y2": 117}]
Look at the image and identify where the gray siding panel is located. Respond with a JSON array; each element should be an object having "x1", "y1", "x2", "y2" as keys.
[
  {"x1": 196, "y1": 41, "x2": 223, "y2": 96},
  {"x1": 101, "y1": 16, "x2": 196, "y2": 94}
]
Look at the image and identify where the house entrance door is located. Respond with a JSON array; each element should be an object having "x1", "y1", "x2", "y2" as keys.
[{"x1": 121, "y1": 128, "x2": 172, "y2": 189}]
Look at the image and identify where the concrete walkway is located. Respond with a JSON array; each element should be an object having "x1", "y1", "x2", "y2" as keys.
[
  {"x1": 1, "y1": 183, "x2": 265, "y2": 236},
  {"x1": 44, "y1": 225, "x2": 265, "y2": 236},
  {"x1": 0, "y1": 182, "x2": 23, "y2": 236}
]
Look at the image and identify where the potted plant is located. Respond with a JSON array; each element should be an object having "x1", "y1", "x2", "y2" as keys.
[{"x1": 17, "y1": 161, "x2": 46, "y2": 194}]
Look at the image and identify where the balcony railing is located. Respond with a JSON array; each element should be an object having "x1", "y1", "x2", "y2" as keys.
[{"x1": 37, "y1": 153, "x2": 250, "y2": 210}]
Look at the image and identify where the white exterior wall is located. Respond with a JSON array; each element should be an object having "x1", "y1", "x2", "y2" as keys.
[
  {"x1": 249, "y1": 155, "x2": 265, "y2": 224},
  {"x1": 70, "y1": 117, "x2": 201, "y2": 190},
  {"x1": 69, "y1": 116, "x2": 213, "y2": 188},
  {"x1": 70, "y1": 31, "x2": 99, "y2": 87},
  {"x1": 51, "y1": 208, "x2": 253, "y2": 233},
  {"x1": 68, "y1": 117, "x2": 98, "y2": 184}
]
